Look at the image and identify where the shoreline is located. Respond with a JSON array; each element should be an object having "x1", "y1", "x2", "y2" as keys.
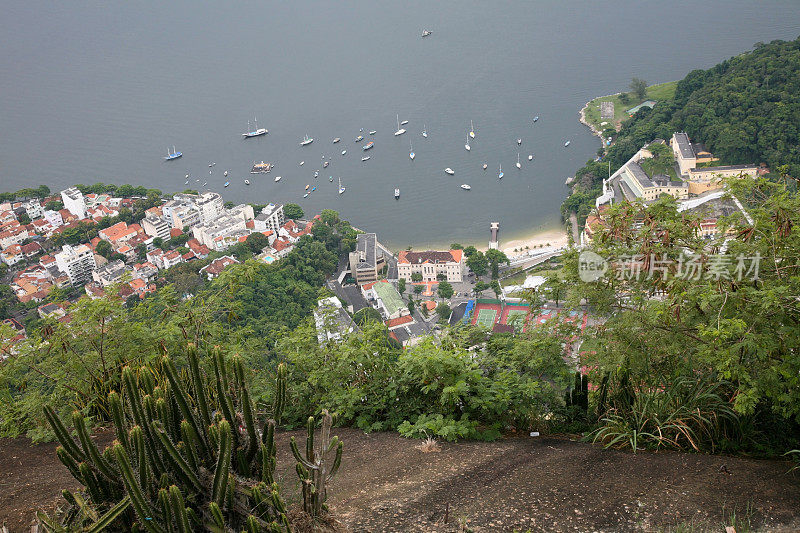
[{"x1": 578, "y1": 91, "x2": 621, "y2": 141}]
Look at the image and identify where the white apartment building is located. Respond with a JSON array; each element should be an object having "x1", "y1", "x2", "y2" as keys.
[
  {"x1": 141, "y1": 214, "x2": 171, "y2": 240},
  {"x1": 22, "y1": 199, "x2": 44, "y2": 220},
  {"x1": 55, "y1": 244, "x2": 97, "y2": 286},
  {"x1": 61, "y1": 187, "x2": 87, "y2": 219},
  {"x1": 253, "y1": 203, "x2": 285, "y2": 233}
]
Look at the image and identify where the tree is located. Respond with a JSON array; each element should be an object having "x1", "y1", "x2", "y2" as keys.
[
  {"x1": 437, "y1": 281, "x2": 454, "y2": 299},
  {"x1": 436, "y1": 302, "x2": 451, "y2": 321},
  {"x1": 411, "y1": 273, "x2": 423, "y2": 283},
  {"x1": 95, "y1": 240, "x2": 112, "y2": 259},
  {"x1": 320, "y1": 209, "x2": 340, "y2": 226},
  {"x1": 352, "y1": 307, "x2": 382, "y2": 326},
  {"x1": 413, "y1": 285, "x2": 423, "y2": 294},
  {"x1": 246, "y1": 232, "x2": 270, "y2": 254},
  {"x1": 284, "y1": 203, "x2": 304, "y2": 220},
  {"x1": 629, "y1": 77, "x2": 648, "y2": 100},
  {"x1": 473, "y1": 281, "x2": 489, "y2": 298},
  {"x1": 135, "y1": 243, "x2": 147, "y2": 261},
  {"x1": 45, "y1": 200, "x2": 63, "y2": 211},
  {"x1": 450, "y1": 243, "x2": 464, "y2": 249},
  {"x1": 152, "y1": 237, "x2": 164, "y2": 249},
  {"x1": 407, "y1": 298, "x2": 416, "y2": 314},
  {"x1": 467, "y1": 251, "x2": 489, "y2": 277},
  {"x1": 490, "y1": 280, "x2": 502, "y2": 298},
  {"x1": 463, "y1": 246, "x2": 478, "y2": 258},
  {"x1": 397, "y1": 278, "x2": 406, "y2": 294},
  {"x1": 109, "y1": 252, "x2": 126, "y2": 263},
  {"x1": 17, "y1": 212, "x2": 31, "y2": 225}
]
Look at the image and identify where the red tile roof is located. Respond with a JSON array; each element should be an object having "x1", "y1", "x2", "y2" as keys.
[{"x1": 385, "y1": 315, "x2": 414, "y2": 328}]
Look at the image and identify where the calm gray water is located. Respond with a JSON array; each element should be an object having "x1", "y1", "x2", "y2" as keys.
[{"x1": 2, "y1": 2, "x2": 798, "y2": 248}]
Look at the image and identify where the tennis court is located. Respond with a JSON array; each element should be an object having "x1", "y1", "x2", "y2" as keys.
[{"x1": 475, "y1": 308, "x2": 498, "y2": 328}]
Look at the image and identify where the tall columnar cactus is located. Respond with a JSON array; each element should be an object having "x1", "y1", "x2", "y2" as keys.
[
  {"x1": 290, "y1": 410, "x2": 343, "y2": 518},
  {"x1": 41, "y1": 344, "x2": 291, "y2": 532}
]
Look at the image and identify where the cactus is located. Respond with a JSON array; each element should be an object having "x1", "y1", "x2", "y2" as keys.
[
  {"x1": 41, "y1": 345, "x2": 292, "y2": 532},
  {"x1": 290, "y1": 409, "x2": 343, "y2": 519}
]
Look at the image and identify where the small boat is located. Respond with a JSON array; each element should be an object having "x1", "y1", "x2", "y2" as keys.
[
  {"x1": 311, "y1": 186, "x2": 317, "y2": 192},
  {"x1": 362, "y1": 141, "x2": 374, "y2": 150},
  {"x1": 224, "y1": 181, "x2": 230, "y2": 187},
  {"x1": 274, "y1": 176, "x2": 282, "y2": 182},
  {"x1": 422, "y1": 124, "x2": 428, "y2": 138},
  {"x1": 164, "y1": 146, "x2": 182, "y2": 161},
  {"x1": 533, "y1": 116, "x2": 539, "y2": 122},
  {"x1": 185, "y1": 173, "x2": 189, "y2": 178},
  {"x1": 355, "y1": 135, "x2": 364, "y2": 142},
  {"x1": 564, "y1": 140, "x2": 571, "y2": 147},
  {"x1": 251, "y1": 161, "x2": 273, "y2": 173},
  {"x1": 333, "y1": 137, "x2": 341, "y2": 143},
  {"x1": 244, "y1": 179, "x2": 251, "y2": 185},
  {"x1": 516, "y1": 153, "x2": 521, "y2": 169},
  {"x1": 422, "y1": 30, "x2": 432, "y2": 37},
  {"x1": 303, "y1": 193, "x2": 309, "y2": 198},
  {"x1": 209, "y1": 162, "x2": 216, "y2": 167},
  {"x1": 394, "y1": 188, "x2": 400, "y2": 199},
  {"x1": 470, "y1": 120, "x2": 475, "y2": 139},
  {"x1": 528, "y1": 154, "x2": 533, "y2": 161},
  {"x1": 465, "y1": 135, "x2": 471, "y2": 151},
  {"x1": 299, "y1": 161, "x2": 305, "y2": 166},
  {"x1": 314, "y1": 170, "x2": 319, "y2": 178},
  {"x1": 409, "y1": 141, "x2": 415, "y2": 160},
  {"x1": 224, "y1": 170, "x2": 228, "y2": 177},
  {"x1": 196, "y1": 178, "x2": 200, "y2": 182},
  {"x1": 499, "y1": 164, "x2": 504, "y2": 179},
  {"x1": 338, "y1": 177, "x2": 346, "y2": 194},
  {"x1": 361, "y1": 156, "x2": 371, "y2": 162},
  {"x1": 369, "y1": 130, "x2": 377, "y2": 135},
  {"x1": 209, "y1": 170, "x2": 213, "y2": 175},
  {"x1": 359, "y1": 128, "x2": 363, "y2": 132},
  {"x1": 444, "y1": 168, "x2": 454, "y2": 175},
  {"x1": 203, "y1": 182, "x2": 207, "y2": 186},
  {"x1": 305, "y1": 184, "x2": 309, "y2": 190},
  {"x1": 517, "y1": 138, "x2": 522, "y2": 145},
  {"x1": 184, "y1": 180, "x2": 189, "y2": 185},
  {"x1": 323, "y1": 161, "x2": 329, "y2": 168},
  {"x1": 400, "y1": 120, "x2": 409, "y2": 126},
  {"x1": 341, "y1": 150, "x2": 347, "y2": 155},
  {"x1": 394, "y1": 114, "x2": 406, "y2": 136},
  {"x1": 461, "y1": 184, "x2": 471, "y2": 190},
  {"x1": 329, "y1": 176, "x2": 333, "y2": 182},
  {"x1": 300, "y1": 135, "x2": 314, "y2": 146},
  {"x1": 242, "y1": 118, "x2": 268, "y2": 138}
]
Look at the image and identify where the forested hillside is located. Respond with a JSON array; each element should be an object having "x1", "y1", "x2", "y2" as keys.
[{"x1": 564, "y1": 36, "x2": 800, "y2": 224}]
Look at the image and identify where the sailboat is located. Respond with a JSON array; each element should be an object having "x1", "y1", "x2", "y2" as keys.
[
  {"x1": 300, "y1": 135, "x2": 314, "y2": 146},
  {"x1": 338, "y1": 177, "x2": 346, "y2": 194},
  {"x1": 498, "y1": 164, "x2": 504, "y2": 179},
  {"x1": 242, "y1": 118, "x2": 268, "y2": 138},
  {"x1": 528, "y1": 154, "x2": 534, "y2": 161},
  {"x1": 409, "y1": 142, "x2": 415, "y2": 160},
  {"x1": 244, "y1": 179, "x2": 251, "y2": 185},
  {"x1": 465, "y1": 135, "x2": 471, "y2": 151},
  {"x1": 516, "y1": 153, "x2": 521, "y2": 169},
  {"x1": 394, "y1": 114, "x2": 406, "y2": 136},
  {"x1": 564, "y1": 140, "x2": 571, "y2": 147},
  {"x1": 470, "y1": 120, "x2": 475, "y2": 139},
  {"x1": 394, "y1": 188, "x2": 400, "y2": 199},
  {"x1": 422, "y1": 124, "x2": 428, "y2": 138},
  {"x1": 224, "y1": 170, "x2": 228, "y2": 177},
  {"x1": 164, "y1": 146, "x2": 182, "y2": 161},
  {"x1": 444, "y1": 168, "x2": 455, "y2": 175},
  {"x1": 274, "y1": 176, "x2": 282, "y2": 182}
]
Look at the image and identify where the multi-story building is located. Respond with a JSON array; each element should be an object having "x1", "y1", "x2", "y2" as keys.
[
  {"x1": 141, "y1": 214, "x2": 171, "y2": 240},
  {"x1": 43, "y1": 209, "x2": 64, "y2": 228},
  {"x1": 170, "y1": 205, "x2": 202, "y2": 230},
  {"x1": 22, "y1": 199, "x2": 44, "y2": 220},
  {"x1": 60, "y1": 187, "x2": 87, "y2": 219},
  {"x1": 619, "y1": 161, "x2": 688, "y2": 202},
  {"x1": 397, "y1": 249, "x2": 465, "y2": 283},
  {"x1": 313, "y1": 297, "x2": 355, "y2": 344},
  {"x1": 253, "y1": 203, "x2": 285, "y2": 233},
  {"x1": 348, "y1": 233, "x2": 385, "y2": 285},
  {"x1": 55, "y1": 244, "x2": 96, "y2": 286},
  {"x1": 92, "y1": 259, "x2": 127, "y2": 287}
]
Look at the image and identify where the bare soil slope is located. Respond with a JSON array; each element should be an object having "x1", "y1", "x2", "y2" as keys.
[{"x1": 2, "y1": 429, "x2": 798, "y2": 531}]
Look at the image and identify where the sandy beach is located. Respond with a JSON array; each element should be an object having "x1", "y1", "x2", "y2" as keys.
[{"x1": 496, "y1": 228, "x2": 569, "y2": 258}]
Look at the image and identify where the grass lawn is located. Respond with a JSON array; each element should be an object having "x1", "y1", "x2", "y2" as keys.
[
  {"x1": 583, "y1": 80, "x2": 678, "y2": 133},
  {"x1": 500, "y1": 266, "x2": 563, "y2": 288}
]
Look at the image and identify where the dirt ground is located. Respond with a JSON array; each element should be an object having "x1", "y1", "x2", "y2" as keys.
[{"x1": 2, "y1": 429, "x2": 799, "y2": 532}]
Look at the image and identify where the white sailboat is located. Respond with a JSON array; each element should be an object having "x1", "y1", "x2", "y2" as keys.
[
  {"x1": 394, "y1": 114, "x2": 406, "y2": 136},
  {"x1": 242, "y1": 118, "x2": 268, "y2": 138},
  {"x1": 338, "y1": 177, "x2": 346, "y2": 194},
  {"x1": 528, "y1": 154, "x2": 534, "y2": 161},
  {"x1": 499, "y1": 164, "x2": 504, "y2": 179},
  {"x1": 516, "y1": 153, "x2": 521, "y2": 169},
  {"x1": 465, "y1": 134, "x2": 471, "y2": 151},
  {"x1": 409, "y1": 142, "x2": 415, "y2": 160},
  {"x1": 274, "y1": 176, "x2": 282, "y2": 182},
  {"x1": 470, "y1": 120, "x2": 475, "y2": 139},
  {"x1": 300, "y1": 134, "x2": 314, "y2": 146},
  {"x1": 422, "y1": 124, "x2": 428, "y2": 138},
  {"x1": 444, "y1": 168, "x2": 455, "y2": 175}
]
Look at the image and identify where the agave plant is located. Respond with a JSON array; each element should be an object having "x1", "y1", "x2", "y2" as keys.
[{"x1": 40, "y1": 344, "x2": 294, "y2": 532}]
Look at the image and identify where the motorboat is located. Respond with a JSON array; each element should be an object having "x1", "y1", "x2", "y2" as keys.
[
  {"x1": 533, "y1": 116, "x2": 539, "y2": 122},
  {"x1": 305, "y1": 184, "x2": 309, "y2": 190},
  {"x1": 333, "y1": 137, "x2": 341, "y2": 143},
  {"x1": 244, "y1": 179, "x2": 250, "y2": 185},
  {"x1": 444, "y1": 168, "x2": 454, "y2": 175},
  {"x1": 300, "y1": 135, "x2": 314, "y2": 146},
  {"x1": 422, "y1": 30, "x2": 432, "y2": 37},
  {"x1": 314, "y1": 170, "x2": 319, "y2": 178},
  {"x1": 517, "y1": 138, "x2": 522, "y2": 145},
  {"x1": 362, "y1": 141, "x2": 374, "y2": 150},
  {"x1": 274, "y1": 176, "x2": 282, "y2": 182},
  {"x1": 394, "y1": 114, "x2": 406, "y2": 136},
  {"x1": 369, "y1": 130, "x2": 377, "y2": 135},
  {"x1": 516, "y1": 153, "x2": 522, "y2": 169},
  {"x1": 528, "y1": 154, "x2": 534, "y2": 161},
  {"x1": 341, "y1": 150, "x2": 347, "y2": 155},
  {"x1": 499, "y1": 164, "x2": 504, "y2": 179},
  {"x1": 209, "y1": 162, "x2": 216, "y2": 167},
  {"x1": 394, "y1": 188, "x2": 400, "y2": 199},
  {"x1": 422, "y1": 124, "x2": 428, "y2": 138},
  {"x1": 224, "y1": 170, "x2": 228, "y2": 177},
  {"x1": 251, "y1": 161, "x2": 273, "y2": 173},
  {"x1": 329, "y1": 176, "x2": 333, "y2": 182},
  {"x1": 242, "y1": 118, "x2": 268, "y2": 138},
  {"x1": 164, "y1": 146, "x2": 182, "y2": 161},
  {"x1": 224, "y1": 181, "x2": 230, "y2": 187},
  {"x1": 355, "y1": 135, "x2": 364, "y2": 142},
  {"x1": 185, "y1": 173, "x2": 189, "y2": 178},
  {"x1": 299, "y1": 161, "x2": 305, "y2": 166},
  {"x1": 400, "y1": 119, "x2": 409, "y2": 126},
  {"x1": 185, "y1": 180, "x2": 189, "y2": 185},
  {"x1": 323, "y1": 161, "x2": 329, "y2": 168},
  {"x1": 482, "y1": 163, "x2": 488, "y2": 170},
  {"x1": 461, "y1": 184, "x2": 471, "y2": 190},
  {"x1": 303, "y1": 193, "x2": 309, "y2": 198},
  {"x1": 361, "y1": 156, "x2": 370, "y2": 161},
  {"x1": 564, "y1": 140, "x2": 571, "y2": 147},
  {"x1": 311, "y1": 186, "x2": 317, "y2": 192}
]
